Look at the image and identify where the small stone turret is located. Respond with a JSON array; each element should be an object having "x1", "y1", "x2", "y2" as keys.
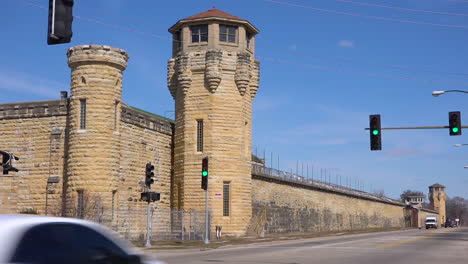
[
  {"x1": 167, "y1": 9, "x2": 260, "y2": 236},
  {"x1": 66, "y1": 45, "x2": 129, "y2": 220}
]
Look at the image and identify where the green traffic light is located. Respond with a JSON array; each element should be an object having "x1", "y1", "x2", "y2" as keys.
[
  {"x1": 452, "y1": 127, "x2": 459, "y2": 133},
  {"x1": 372, "y1": 130, "x2": 379, "y2": 136},
  {"x1": 202, "y1": 171, "x2": 208, "y2": 177}
]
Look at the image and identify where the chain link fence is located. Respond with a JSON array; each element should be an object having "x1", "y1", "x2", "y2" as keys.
[{"x1": 81, "y1": 208, "x2": 212, "y2": 242}]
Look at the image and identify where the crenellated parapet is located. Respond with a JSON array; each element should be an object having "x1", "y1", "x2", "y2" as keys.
[
  {"x1": 235, "y1": 52, "x2": 252, "y2": 96},
  {"x1": 67, "y1": 44, "x2": 129, "y2": 71},
  {"x1": 205, "y1": 50, "x2": 223, "y2": 93},
  {"x1": 250, "y1": 60, "x2": 260, "y2": 99},
  {"x1": 167, "y1": 58, "x2": 177, "y2": 98},
  {"x1": 176, "y1": 52, "x2": 192, "y2": 96},
  {"x1": 0, "y1": 100, "x2": 68, "y2": 120},
  {"x1": 167, "y1": 50, "x2": 260, "y2": 98},
  {"x1": 121, "y1": 104, "x2": 173, "y2": 135}
]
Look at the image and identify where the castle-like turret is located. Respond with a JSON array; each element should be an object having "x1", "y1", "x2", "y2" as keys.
[
  {"x1": 66, "y1": 45, "x2": 129, "y2": 221},
  {"x1": 429, "y1": 183, "x2": 447, "y2": 226},
  {"x1": 167, "y1": 9, "x2": 260, "y2": 235}
]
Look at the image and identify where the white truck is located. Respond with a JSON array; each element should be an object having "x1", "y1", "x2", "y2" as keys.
[{"x1": 425, "y1": 215, "x2": 438, "y2": 229}]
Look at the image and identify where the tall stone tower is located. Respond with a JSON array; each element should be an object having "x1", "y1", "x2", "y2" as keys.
[
  {"x1": 429, "y1": 183, "x2": 446, "y2": 226},
  {"x1": 66, "y1": 45, "x2": 129, "y2": 221},
  {"x1": 167, "y1": 9, "x2": 260, "y2": 235}
]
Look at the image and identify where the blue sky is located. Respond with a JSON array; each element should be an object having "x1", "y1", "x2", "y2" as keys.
[{"x1": 1, "y1": 0, "x2": 468, "y2": 200}]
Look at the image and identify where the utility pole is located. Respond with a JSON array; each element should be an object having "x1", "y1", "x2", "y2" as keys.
[
  {"x1": 205, "y1": 180, "x2": 209, "y2": 244},
  {"x1": 201, "y1": 157, "x2": 209, "y2": 245}
]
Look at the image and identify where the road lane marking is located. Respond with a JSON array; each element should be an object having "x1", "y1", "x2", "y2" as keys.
[{"x1": 376, "y1": 230, "x2": 434, "y2": 249}]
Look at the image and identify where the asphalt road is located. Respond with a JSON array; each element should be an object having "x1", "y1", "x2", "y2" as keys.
[{"x1": 149, "y1": 227, "x2": 468, "y2": 264}]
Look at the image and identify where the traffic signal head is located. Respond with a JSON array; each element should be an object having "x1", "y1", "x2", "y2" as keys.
[
  {"x1": 449, "y1": 111, "x2": 462, "y2": 136},
  {"x1": 48, "y1": 0, "x2": 74, "y2": 45},
  {"x1": 1, "y1": 152, "x2": 8, "y2": 175},
  {"x1": 1, "y1": 151, "x2": 19, "y2": 175},
  {"x1": 145, "y1": 163, "x2": 155, "y2": 187},
  {"x1": 369, "y1": 114, "x2": 382, "y2": 151},
  {"x1": 201, "y1": 157, "x2": 208, "y2": 190}
]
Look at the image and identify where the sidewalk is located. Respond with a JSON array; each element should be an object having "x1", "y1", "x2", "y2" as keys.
[{"x1": 140, "y1": 227, "x2": 412, "y2": 251}]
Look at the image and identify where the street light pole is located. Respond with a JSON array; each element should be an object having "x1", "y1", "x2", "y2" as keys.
[{"x1": 432, "y1": 90, "x2": 468, "y2": 97}]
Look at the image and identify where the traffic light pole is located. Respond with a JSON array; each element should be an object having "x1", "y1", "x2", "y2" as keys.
[
  {"x1": 145, "y1": 187, "x2": 151, "y2": 248},
  {"x1": 204, "y1": 185, "x2": 210, "y2": 245},
  {"x1": 365, "y1": 125, "x2": 468, "y2": 130}
]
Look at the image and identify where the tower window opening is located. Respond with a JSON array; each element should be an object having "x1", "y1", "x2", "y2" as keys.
[
  {"x1": 220, "y1": 25, "x2": 237, "y2": 43},
  {"x1": 197, "y1": 120, "x2": 204, "y2": 152},
  {"x1": 223, "y1": 182, "x2": 230, "y2": 216},
  {"x1": 174, "y1": 30, "x2": 182, "y2": 48},
  {"x1": 80, "y1": 99, "x2": 87, "y2": 129},
  {"x1": 114, "y1": 101, "x2": 119, "y2": 131},
  {"x1": 77, "y1": 190, "x2": 84, "y2": 219},
  {"x1": 190, "y1": 25, "x2": 208, "y2": 43},
  {"x1": 246, "y1": 32, "x2": 253, "y2": 48},
  {"x1": 112, "y1": 190, "x2": 117, "y2": 222}
]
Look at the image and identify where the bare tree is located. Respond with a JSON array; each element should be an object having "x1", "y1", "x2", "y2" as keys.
[
  {"x1": 66, "y1": 192, "x2": 106, "y2": 223},
  {"x1": 446, "y1": 196, "x2": 468, "y2": 225}
]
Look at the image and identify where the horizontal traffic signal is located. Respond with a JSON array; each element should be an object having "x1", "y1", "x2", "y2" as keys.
[
  {"x1": 140, "y1": 191, "x2": 160, "y2": 202},
  {"x1": 1, "y1": 151, "x2": 19, "y2": 175}
]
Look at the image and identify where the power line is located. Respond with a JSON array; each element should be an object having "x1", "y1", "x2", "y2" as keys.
[
  {"x1": 14, "y1": 0, "x2": 468, "y2": 86},
  {"x1": 262, "y1": 46, "x2": 468, "y2": 77},
  {"x1": 261, "y1": 0, "x2": 468, "y2": 29},
  {"x1": 16, "y1": 0, "x2": 171, "y2": 41},
  {"x1": 20, "y1": 0, "x2": 468, "y2": 78},
  {"x1": 258, "y1": 55, "x2": 468, "y2": 86},
  {"x1": 334, "y1": 0, "x2": 468, "y2": 17},
  {"x1": 28, "y1": 0, "x2": 167, "y2": 30}
]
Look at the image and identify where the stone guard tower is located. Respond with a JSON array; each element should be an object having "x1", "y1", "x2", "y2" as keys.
[
  {"x1": 167, "y1": 9, "x2": 260, "y2": 235},
  {"x1": 66, "y1": 45, "x2": 129, "y2": 221},
  {"x1": 429, "y1": 183, "x2": 446, "y2": 226}
]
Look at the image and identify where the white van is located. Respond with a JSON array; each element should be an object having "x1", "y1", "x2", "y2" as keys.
[{"x1": 425, "y1": 216, "x2": 438, "y2": 229}]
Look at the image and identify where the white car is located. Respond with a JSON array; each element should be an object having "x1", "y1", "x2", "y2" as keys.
[{"x1": 0, "y1": 214, "x2": 165, "y2": 264}]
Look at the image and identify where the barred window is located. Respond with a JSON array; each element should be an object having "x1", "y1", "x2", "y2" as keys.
[
  {"x1": 77, "y1": 190, "x2": 84, "y2": 219},
  {"x1": 197, "y1": 120, "x2": 203, "y2": 152},
  {"x1": 114, "y1": 101, "x2": 119, "y2": 131},
  {"x1": 220, "y1": 25, "x2": 237, "y2": 43},
  {"x1": 80, "y1": 99, "x2": 86, "y2": 129},
  {"x1": 190, "y1": 25, "x2": 208, "y2": 43},
  {"x1": 223, "y1": 182, "x2": 230, "y2": 216},
  {"x1": 112, "y1": 190, "x2": 117, "y2": 222}
]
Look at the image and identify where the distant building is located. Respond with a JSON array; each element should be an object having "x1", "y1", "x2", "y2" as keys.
[
  {"x1": 429, "y1": 183, "x2": 447, "y2": 226},
  {"x1": 404, "y1": 195, "x2": 425, "y2": 209}
]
